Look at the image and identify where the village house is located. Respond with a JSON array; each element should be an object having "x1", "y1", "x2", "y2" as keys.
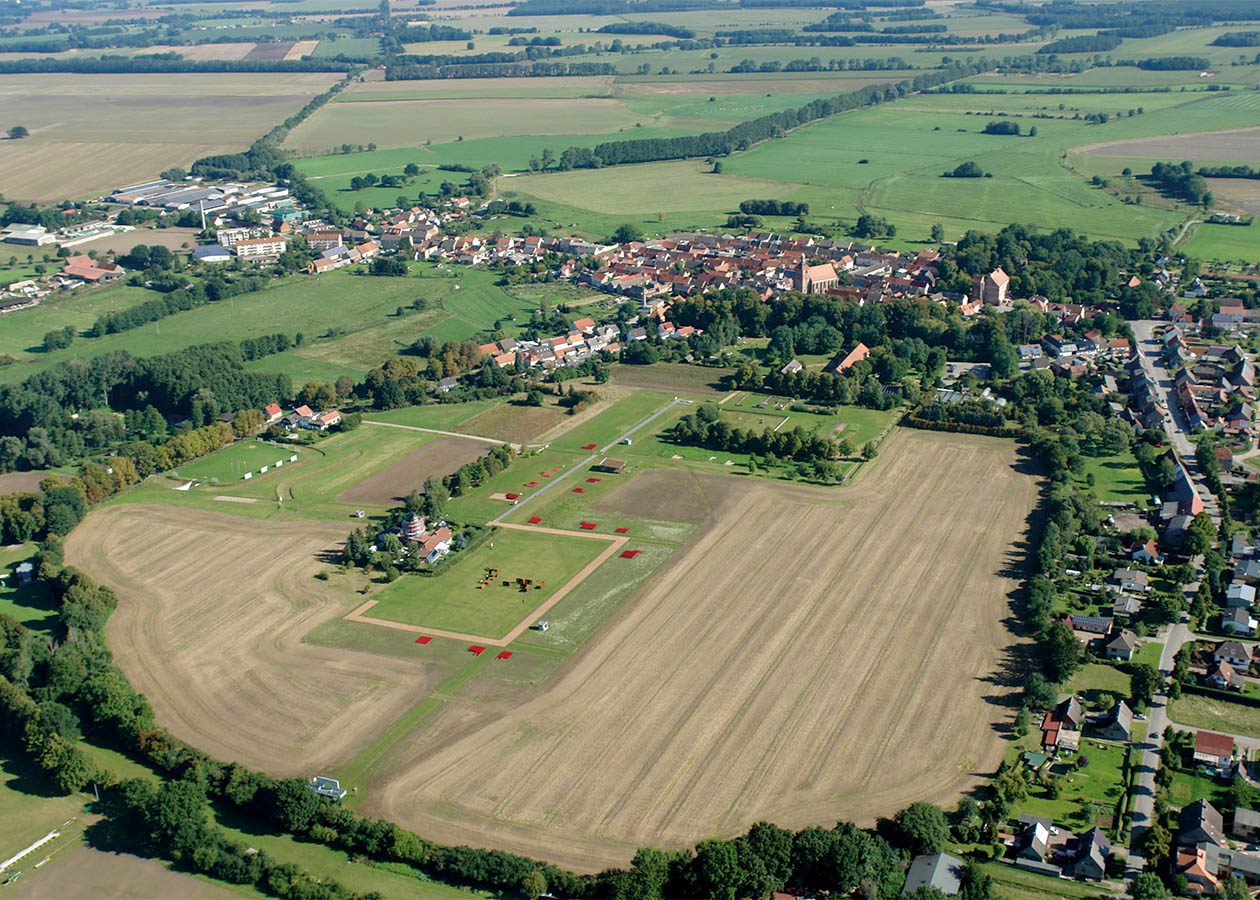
[
  {"x1": 1192, "y1": 733, "x2": 1235, "y2": 773},
  {"x1": 1104, "y1": 629, "x2": 1137, "y2": 661},
  {"x1": 824, "y1": 342, "x2": 870, "y2": 375},
  {"x1": 1204, "y1": 660, "x2": 1245, "y2": 691},
  {"x1": 1223, "y1": 607, "x2": 1258, "y2": 636},
  {"x1": 1233, "y1": 809, "x2": 1260, "y2": 842},
  {"x1": 901, "y1": 853, "x2": 963, "y2": 896},
  {"x1": 1225, "y1": 582, "x2": 1256, "y2": 609},
  {"x1": 1214, "y1": 640, "x2": 1250, "y2": 669},
  {"x1": 1041, "y1": 696, "x2": 1082, "y2": 752},
  {"x1": 1099, "y1": 701, "x2": 1133, "y2": 743}
]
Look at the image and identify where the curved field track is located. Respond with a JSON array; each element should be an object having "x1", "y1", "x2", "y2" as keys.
[
  {"x1": 369, "y1": 430, "x2": 1039, "y2": 871},
  {"x1": 67, "y1": 505, "x2": 441, "y2": 775}
]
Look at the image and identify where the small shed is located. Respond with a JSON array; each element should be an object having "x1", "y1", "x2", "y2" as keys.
[{"x1": 593, "y1": 457, "x2": 628, "y2": 474}]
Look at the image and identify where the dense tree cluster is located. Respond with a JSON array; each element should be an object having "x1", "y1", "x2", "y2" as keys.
[
  {"x1": 739, "y1": 199, "x2": 809, "y2": 216},
  {"x1": 670, "y1": 401, "x2": 839, "y2": 466},
  {"x1": 981, "y1": 120, "x2": 1021, "y2": 135},
  {"x1": 598, "y1": 21, "x2": 695, "y2": 38},
  {"x1": 1148, "y1": 160, "x2": 1211, "y2": 206},
  {"x1": 1037, "y1": 33, "x2": 1122, "y2": 54}
]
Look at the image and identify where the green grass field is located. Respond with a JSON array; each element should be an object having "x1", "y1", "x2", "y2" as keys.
[
  {"x1": 171, "y1": 441, "x2": 304, "y2": 487},
  {"x1": 1183, "y1": 220, "x2": 1260, "y2": 264},
  {"x1": 1016, "y1": 738, "x2": 1129, "y2": 829},
  {"x1": 366, "y1": 527, "x2": 610, "y2": 637},
  {"x1": 1171, "y1": 693, "x2": 1260, "y2": 737},
  {"x1": 1079, "y1": 449, "x2": 1148, "y2": 503}
]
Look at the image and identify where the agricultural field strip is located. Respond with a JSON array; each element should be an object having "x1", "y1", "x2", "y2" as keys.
[
  {"x1": 344, "y1": 523, "x2": 628, "y2": 646},
  {"x1": 362, "y1": 418, "x2": 522, "y2": 450},
  {"x1": 489, "y1": 397, "x2": 689, "y2": 524}
]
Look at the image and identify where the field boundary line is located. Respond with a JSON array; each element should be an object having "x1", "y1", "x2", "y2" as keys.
[{"x1": 343, "y1": 523, "x2": 628, "y2": 647}]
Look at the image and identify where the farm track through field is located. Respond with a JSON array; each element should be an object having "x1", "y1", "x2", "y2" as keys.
[{"x1": 368, "y1": 430, "x2": 1039, "y2": 871}]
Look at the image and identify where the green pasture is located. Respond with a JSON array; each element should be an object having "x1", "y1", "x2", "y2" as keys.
[
  {"x1": 1066, "y1": 663, "x2": 1131, "y2": 707},
  {"x1": 1183, "y1": 220, "x2": 1260, "y2": 264},
  {"x1": 0, "y1": 284, "x2": 165, "y2": 358},
  {"x1": 309, "y1": 37, "x2": 381, "y2": 58},
  {"x1": 547, "y1": 389, "x2": 676, "y2": 452},
  {"x1": 171, "y1": 441, "x2": 304, "y2": 487},
  {"x1": 117, "y1": 425, "x2": 436, "y2": 522},
  {"x1": 365, "y1": 527, "x2": 609, "y2": 637}
]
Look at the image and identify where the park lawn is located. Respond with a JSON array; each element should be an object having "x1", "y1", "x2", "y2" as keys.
[
  {"x1": 1017, "y1": 739, "x2": 1129, "y2": 830},
  {"x1": 444, "y1": 447, "x2": 588, "y2": 525},
  {"x1": 1171, "y1": 694, "x2": 1260, "y2": 737},
  {"x1": 365, "y1": 527, "x2": 611, "y2": 638},
  {"x1": 171, "y1": 441, "x2": 305, "y2": 488},
  {"x1": 1079, "y1": 449, "x2": 1148, "y2": 504}
]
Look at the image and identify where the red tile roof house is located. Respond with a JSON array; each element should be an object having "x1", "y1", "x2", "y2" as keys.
[
  {"x1": 1193, "y1": 731, "x2": 1235, "y2": 770},
  {"x1": 61, "y1": 256, "x2": 125, "y2": 282},
  {"x1": 262, "y1": 403, "x2": 283, "y2": 424},
  {"x1": 824, "y1": 342, "x2": 871, "y2": 375}
]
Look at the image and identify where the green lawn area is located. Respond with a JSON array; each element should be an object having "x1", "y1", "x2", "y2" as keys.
[
  {"x1": 1132, "y1": 640, "x2": 1164, "y2": 671},
  {"x1": 1170, "y1": 693, "x2": 1260, "y2": 737},
  {"x1": 981, "y1": 861, "x2": 1106, "y2": 900},
  {"x1": 365, "y1": 526, "x2": 611, "y2": 637},
  {"x1": 1017, "y1": 739, "x2": 1129, "y2": 831},
  {"x1": 0, "y1": 744, "x2": 88, "y2": 854},
  {"x1": 1079, "y1": 449, "x2": 1148, "y2": 504},
  {"x1": 444, "y1": 447, "x2": 587, "y2": 524},
  {"x1": 115, "y1": 425, "x2": 435, "y2": 522},
  {"x1": 0, "y1": 543, "x2": 58, "y2": 633},
  {"x1": 1066, "y1": 663, "x2": 1132, "y2": 708},
  {"x1": 1182, "y1": 220, "x2": 1260, "y2": 265},
  {"x1": 171, "y1": 441, "x2": 305, "y2": 487},
  {"x1": 547, "y1": 389, "x2": 677, "y2": 453},
  {"x1": 1169, "y1": 769, "x2": 1232, "y2": 809}
]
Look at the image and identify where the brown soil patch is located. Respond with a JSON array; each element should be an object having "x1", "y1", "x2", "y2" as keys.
[
  {"x1": 0, "y1": 470, "x2": 49, "y2": 493},
  {"x1": 1079, "y1": 126, "x2": 1260, "y2": 161},
  {"x1": 592, "y1": 468, "x2": 742, "y2": 525},
  {"x1": 68, "y1": 505, "x2": 445, "y2": 775},
  {"x1": 457, "y1": 402, "x2": 568, "y2": 444},
  {"x1": 337, "y1": 436, "x2": 497, "y2": 505},
  {"x1": 285, "y1": 40, "x2": 321, "y2": 60},
  {"x1": 245, "y1": 42, "x2": 296, "y2": 62},
  {"x1": 369, "y1": 430, "x2": 1039, "y2": 871}
]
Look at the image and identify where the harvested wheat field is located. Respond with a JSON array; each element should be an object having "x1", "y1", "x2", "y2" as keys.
[
  {"x1": 1081, "y1": 126, "x2": 1260, "y2": 161},
  {"x1": 337, "y1": 435, "x2": 498, "y2": 505},
  {"x1": 67, "y1": 505, "x2": 443, "y2": 775},
  {"x1": 371, "y1": 430, "x2": 1039, "y2": 871}
]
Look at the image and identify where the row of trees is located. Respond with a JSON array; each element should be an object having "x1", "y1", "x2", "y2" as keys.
[{"x1": 669, "y1": 401, "x2": 839, "y2": 465}]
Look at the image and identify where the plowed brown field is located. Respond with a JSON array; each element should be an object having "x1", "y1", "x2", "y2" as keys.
[
  {"x1": 369, "y1": 430, "x2": 1038, "y2": 871},
  {"x1": 66, "y1": 506, "x2": 443, "y2": 775}
]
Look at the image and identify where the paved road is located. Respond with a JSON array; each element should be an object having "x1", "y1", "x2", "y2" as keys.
[
  {"x1": 1130, "y1": 320, "x2": 1221, "y2": 520},
  {"x1": 489, "y1": 397, "x2": 689, "y2": 525}
]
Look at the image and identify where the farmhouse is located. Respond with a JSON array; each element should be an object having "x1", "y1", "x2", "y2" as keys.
[
  {"x1": 61, "y1": 256, "x2": 125, "y2": 283},
  {"x1": 824, "y1": 342, "x2": 871, "y2": 375},
  {"x1": 262, "y1": 403, "x2": 283, "y2": 424}
]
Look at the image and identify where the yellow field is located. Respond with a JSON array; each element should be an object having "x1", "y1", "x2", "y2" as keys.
[
  {"x1": 368, "y1": 430, "x2": 1038, "y2": 871},
  {"x1": 0, "y1": 72, "x2": 341, "y2": 201},
  {"x1": 66, "y1": 505, "x2": 446, "y2": 775}
]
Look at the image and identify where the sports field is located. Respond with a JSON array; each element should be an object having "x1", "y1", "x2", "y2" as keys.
[
  {"x1": 0, "y1": 72, "x2": 341, "y2": 202},
  {"x1": 369, "y1": 429, "x2": 1038, "y2": 870},
  {"x1": 361, "y1": 526, "x2": 615, "y2": 638},
  {"x1": 172, "y1": 440, "x2": 303, "y2": 486}
]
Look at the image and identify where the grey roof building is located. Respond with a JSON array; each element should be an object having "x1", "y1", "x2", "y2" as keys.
[{"x1": 902, "y1": 852, "x2": 964, "y2": 896}]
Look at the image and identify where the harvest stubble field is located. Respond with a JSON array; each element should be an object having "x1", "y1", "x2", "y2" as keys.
[
  {"x1": 370, "y1": 429, "x2": 1038, "y2": 871},
  {"x1": 66, "y1": 505, "x2": 444, "y2": 775},
  {"x1": 0, "y1": 72, "x2": 340, "y2": 202}
]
